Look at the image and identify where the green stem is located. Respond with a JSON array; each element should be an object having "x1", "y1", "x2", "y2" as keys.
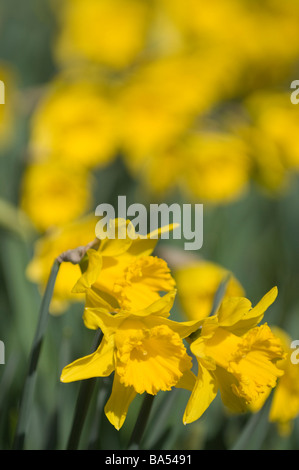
[
  {"x1": 13, "y1": 259, "x2": 61, "y2": 450},
  {"x1": 66, "y1": 329, "x2": 103, "y2": 450},
  {"x1": 128, "y1": 394, "x2": 155, "y2": 450},
  {"x1": 231, "y1": 394, "x2": 272, "y2": 450}
]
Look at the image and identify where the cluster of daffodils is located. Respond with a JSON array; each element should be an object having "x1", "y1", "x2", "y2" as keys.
[
  {"x1": 19, "y1": 0, "x2": 299, "y2": 238},
  {"x1": 57, "y1": 219, "x2": 293, "y2": 432},
  {"x1": 12, "y1": 0, "x2": 299, "y2": 439},
  {"x1": 19, "y1": 0, "x2": 299, "y2": 312}
]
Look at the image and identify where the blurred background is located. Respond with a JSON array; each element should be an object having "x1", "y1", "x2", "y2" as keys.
[{"x1": 1, "y1": 0, "x2": 299, "y2": 450}]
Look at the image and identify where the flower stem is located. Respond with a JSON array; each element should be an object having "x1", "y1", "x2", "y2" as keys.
[
  {"x1": 128, "y1": 394, "x2": 155, "y2": 449},
  {"x1": 66, "y1": 329, "x2": 103, "y2": 450},
  {"x1": 13, "y1": 259, "x2": 61, "y2": 449},
  {"x1": 231, "y1": 394, "x2": 273, "y2": 450}
]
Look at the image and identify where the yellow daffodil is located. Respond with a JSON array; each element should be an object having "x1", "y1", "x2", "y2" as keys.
[
  {"x1": 72, "y1": 218, "x2": 176, "y2": 315},
  {"x1": 61, "y1": 292, "x2": 200, "y2": 430},
  {"x1": 268, "y1": 328, "x2": 299, "y2": 436},
  {"x1": 180, "y1": 132, "x2": 251, "y2": 204},
  {"x1": 161, "y1": 0, "x2": 299, "y2": 90},
  {"x1": 234, "y1": 124, "x2": 287, "y2": 194},
  {"x1": 174, "y1": 261, "x2": 245, "y2": 321},
  {"x1": 118, "y1": 53, "x2": 221, "y2": 166},
  {"x1": 29, "y1": 77, "x2": 119, "y2": 169},
  {"x1": 183, "y1": 287, "x2": 285, "y2": 424},
  {"x1": 26, "y1": 214, "x2": 98, "y2": 313},
  {"x1": 121, "y1": 129, "x2": 251, "y2": 203},
  {"x1": 54, "y1": 0, "x2": 151, "y2": 69},
  {"x1": 20, "y1": 160, "x2": 92, "y2": 232}
]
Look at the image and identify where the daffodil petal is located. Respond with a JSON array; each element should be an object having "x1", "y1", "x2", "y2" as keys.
[
  {"x1": 152, "y1": 316, "x2": 202, "y2": 340},
  {"x1": 176, "y1": 369, "x2": 197, "y2": 392},
  {"x1": 83, "y1": 307, "x2": 123, "y2": 335},
  {"x1": 60, "y1": 336, "x2": 114, "y2": 383},
  {"x1": 183, "y1": 363, "x2": 218, "y2": 424},
  {"x1": 218, "y1": 287, "x2": 278, "y2": 335},
  {"x1": 99, "y1": 218, "x2": 134, "y2": 257},
  {"x1": 133, "y1": 290, "x2": 176, "y2": 318},
  {"x1": 217, "y1": 297, "x2": 252, "y2": 327},
  {"x1": 246, "y1": 286, "x2": 278, "y2": 323},
  {"x1": 85, "y1": 286, "x2": 119, "y2": 311},
  {"x1": 215, "y1": 366, "x2": 248, "y2": 413},
  {"x1": 104, "y1": 374, "x2": 137, "y2": 430},
  {"x1": 128, "y1": 223, "x2": 180, "y2": 257},
  {"x1": 72, "y1": 249, "x2": 102, "y2": 293}
]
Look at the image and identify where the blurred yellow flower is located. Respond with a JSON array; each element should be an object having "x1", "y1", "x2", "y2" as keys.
[
  {"x1": 54, "y1": 0, "x2": 151, "y2": 69},
  {"x1": 134, "y1": 131, "x2": 251, "y2": 203},
  {"x1": 20, "y1": 160, "x2": 92, "y2": 232},
  {"x1": 72, "y1": 218, "x2": 176, "y2": 317},
  {"x1": 26, "y1": 214, "x2": 98, "y2": 313},
  {"x1": 29, "y1": 77, "x2": 119, "y2": 169},
  {"x1": 268, "y1": 328, "x2": 299, "y2": 436},
  {"x1": 162, "y1": 0, "x2": 299, "y2": 89},
  {"x1": 244, "y1": 92, "x2": 299, "y2": 177},
  {"x1": 174, "y1": 261, "x2": 245, "y2": 321},
  {"x1": 180, "y1": 132, "x2": 251, "y2": 203},
  {"x1": 61, "y1": 291, "x2": 199, "y2": 430},
  {"x1": 183, "y1": 287, "x2": 285, "y2": 424},
  {"x1": 235, "y1": 124, "x2": 287, "y2": 194},
  {"x1": 118, "y1": 53, "x2": 222, "y2": 166}
]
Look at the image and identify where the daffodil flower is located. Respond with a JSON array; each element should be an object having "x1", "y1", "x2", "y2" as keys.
[
  {"x1": 21, "y1": 160, "x2": 92, "y2": 233},
  {"x1": 26, "y1": 214, "x2": 99, "y2": 313},
  {"x1": 55, "y1": 0, "x2": 150, "y2": 69},
  {"x1": 72, "y1": 218, "x2": 177, "y2": 315},
  {"x1": 268, "y1": 327, "x2": 299, "y2": 436},
  {"x1": 61, "y1": 292, "x2": 200, "y2": 430},
  {"x1": 183, "y1": 287, "x2": 285, "y2": 424}
]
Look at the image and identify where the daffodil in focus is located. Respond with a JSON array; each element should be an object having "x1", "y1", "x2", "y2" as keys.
[
  {"x1": 183, "y1": 287, "x2": 285, "y2": 424},
  {"x1": 26, "y1": 214, "x2": 98, "y2": 313},
  {"x1": 29, "y1": 77, "x2": 118, "y2": 169},
  {"x1": 54, "y1": 0, "x2": 151, "y2": 69},
  {"x1": 20, "y1": 160, "x2": 92, "y2": 232},
  {"x1": 72, "y1": 218, "x2": 176, "y2": 315},
  {"x1": 174, "y1": 261, "x2": 245, "y2": 321},
  {"x1": 61, "y1": 292, "x2": 199, "y2": 430},
  {"x1": 268, "y1": 328, "x2": 299, "y2": 436}
]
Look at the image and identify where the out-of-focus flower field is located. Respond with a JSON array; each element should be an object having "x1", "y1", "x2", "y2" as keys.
[{"x1": 1, "y1": 0, "x2": 299, "y2": 450}]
